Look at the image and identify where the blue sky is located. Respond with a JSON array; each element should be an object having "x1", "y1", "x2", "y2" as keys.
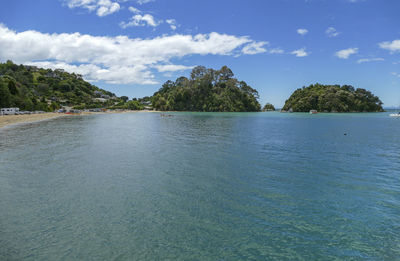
[{"x1": 1, "y1": 0, "x2": 400, "y2": 107}]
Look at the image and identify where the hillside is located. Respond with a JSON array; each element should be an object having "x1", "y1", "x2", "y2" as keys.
[
  {"x1": 152, "y1": 66, "x2": 261, "y2": 112},
  {"x1": 0, "y1": 61, "x2": 122, "y2": 111},
  {"x1": 282, "y1": 84, "x2": 384, "y2": 112}
]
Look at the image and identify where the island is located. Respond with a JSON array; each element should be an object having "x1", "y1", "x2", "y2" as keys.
[
  {"x1": 151, "y1": 66, "x2": 261, "y2": 112},
  {"x1": 263, "y1": 103, "x2": 275, "y2": 111},
  {"x1": 282, "y1": 83, "x2": 384, "y2": 112}
]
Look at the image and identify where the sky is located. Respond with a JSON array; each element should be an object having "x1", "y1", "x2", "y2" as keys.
[{"x1": 0, "y1": 0, "x2": 400, "y2": 107}]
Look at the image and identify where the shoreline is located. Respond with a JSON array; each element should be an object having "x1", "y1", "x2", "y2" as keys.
[
  {"x1": 0, "y1": 113, "x2": 69, "y2": 129},
  {"x1": 0, "y1": 110, "x2": 163, "y2": 129}
]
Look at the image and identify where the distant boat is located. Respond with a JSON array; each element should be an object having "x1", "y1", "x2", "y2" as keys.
[
  {"x1": 309, "y1": 110, "x2": 318, "y2": 114},
  {"x1": 390, "y1": 112, "x2": 400, "y2": 117}
]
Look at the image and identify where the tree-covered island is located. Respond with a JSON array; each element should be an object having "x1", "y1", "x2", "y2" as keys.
[
  {"x1": 152, "y1": 66, "x2": 261, "y2": 112},
  {"x1": 282, "y1": 83, "x2": 384, "y2": 112},
  {"x1": 263, "y1": 103, "x2": 275, "y2": 111}
]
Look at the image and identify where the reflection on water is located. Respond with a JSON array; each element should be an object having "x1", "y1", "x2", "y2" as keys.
[{"x1": 0, "y1": 112, "x2": 399, "y2": 260}]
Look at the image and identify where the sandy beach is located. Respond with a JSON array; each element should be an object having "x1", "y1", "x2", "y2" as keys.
[
  {"x1": 0, "y1": 110, "x2": 162, "y2": 129},
  {"x1": 0, "y1": 113, "x2": 68, "y2": 129}
]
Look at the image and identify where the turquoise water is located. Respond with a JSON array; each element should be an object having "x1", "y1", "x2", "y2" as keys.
[{"x1": 0, "y1": 112, "x2": 399, "y2": 260}]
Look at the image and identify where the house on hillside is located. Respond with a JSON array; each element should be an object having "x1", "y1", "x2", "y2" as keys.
[
  {"x1": 141, "y1": 101, "x2": 152, "y2": 106},
  {"x1": 93, "y1": 91, "x2": 111, "y2": 99},
  {"x1": 93, "y1": 98, "x2": 107, "y2": 103}
]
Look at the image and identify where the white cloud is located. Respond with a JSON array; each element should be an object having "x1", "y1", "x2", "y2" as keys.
[
  {"x1": 241, "y1": 41, "x2": 268, "y2": 55},
  {"x1": 291, "y1": 48, "x2": 309, "y2": 57},
  {"x1": 166, "y1": 19, "x2": 178, "y2": 30},
  {"x1": 66, "y1": 0, "x2": 120, "y2": 17},
  {"x1": 120, "y1": 14, "x2": 160, "y2": 28},
  {"x1": 357, "y1": 57, "x2": 384, "y2": 64},
  {"x1": 326, "y1": 27, "x2": 340, "y2": 37},
  {"x1": 128, "y1": 6, "x2": 141, "y2": 14},
  {"x1": 0, "y1": 24, "x2": 266, "y2": 85},
  {"x1": 26, "y1": 61, "x2": 156, "y2": 84},
  {"x1": 391, "y1": 72, "x2": 400, "y2": 78},
  {"x1": 335, "y1": 48, "x2": 358, "y2": 59},
  {"x1": 137, "y1": 0, "x2": 154, "y2": 4},
  {"x1": 379, "y1": 40, "x2": 400, "y2": 53},
  {"x1": 124, "y1": 8, "x2": 177, "y2": 30},
  {"x1": 154, "y1": 64, "x2": 194, "y2": 72},
  {"x1": 297, "y1": 28, "x2": 308, "y2": 36},
  {"x1": 269, "y1": 48, "x2": 284, "y2": 54}
]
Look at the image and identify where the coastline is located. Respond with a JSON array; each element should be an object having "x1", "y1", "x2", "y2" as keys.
[
  {"x1": 0, "y1": 113, "x2": 69, "y2": 129},
  {"x1": 0, "y1": 110, "x2": 163, "y2": 129}
]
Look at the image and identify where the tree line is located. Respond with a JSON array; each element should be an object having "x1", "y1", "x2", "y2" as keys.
[
  {"x1": 0, "y1": 60, "x2": 120, "y2": 111},
  {"x1": 1, "y1": 61, "x2": 384, "y2": 113}
]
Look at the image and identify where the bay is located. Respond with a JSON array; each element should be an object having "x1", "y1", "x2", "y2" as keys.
[{"x1": 0, "y1": 112, "x2": 399, "y2": 260}]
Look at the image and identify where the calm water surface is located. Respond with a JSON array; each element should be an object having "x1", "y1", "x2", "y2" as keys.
[{"x1": 0, "y1": 112, "x2": 399, "y2": 260}]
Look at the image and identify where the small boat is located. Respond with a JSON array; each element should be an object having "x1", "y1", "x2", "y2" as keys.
[
  {"x1": 390, "y1": 112, "x2": 400, "y2": 117},
  {"x1": 309, "y1": 110, "x2": 318, "y2": 114}
]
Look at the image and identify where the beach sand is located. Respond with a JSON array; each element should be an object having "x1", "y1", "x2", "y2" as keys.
[
  {"x1": 0, "y1": 113, "x2": 68, "y2": 129},
  {"x1": 0, "y1": 110, "x2": 162, "y2": 129}
]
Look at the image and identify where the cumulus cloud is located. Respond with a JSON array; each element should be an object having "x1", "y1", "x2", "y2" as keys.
[
  {"x1": 27, "y1": 61, "x2": 156, "y2": 84},
  {"x1": 297, "y1": 28, "x2": 308, "y2": 36},
  {"x1": 0, "y1": 24, "x2": 266, "y2": 85},
  {"x1": 120, "y1": 14, "x2": 160, "y2": 28},
  {"x1": 379, "y1": 39, "x2": 400, "y2": 53},
  {"x1": 335, "y1": 48, "x2": 358, "y2": 59},
  {"x1": 291, "y1": 48, "x2": 309, "y2": 57},
  {"x1": 241, "y1": 41, "x2": 268, "y2": 55},
  {"x1": 66, "y1": 0, "x2": 120, "y2": 17},
  {"x1": 357, "y1": 57, "x2": 384, "y2": 64}
]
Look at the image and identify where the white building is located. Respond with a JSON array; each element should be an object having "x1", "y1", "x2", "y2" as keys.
[
  {"x1": 1, "y1": 108, "x2": 20, "y2": 115},
  {"x1": 93, "y1": 98, "x2": 107, "y2": 103}
]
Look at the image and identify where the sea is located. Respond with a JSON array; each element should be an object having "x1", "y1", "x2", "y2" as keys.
[{"x1": 0, "y1": 112, "x2": 399, "y2": 260}]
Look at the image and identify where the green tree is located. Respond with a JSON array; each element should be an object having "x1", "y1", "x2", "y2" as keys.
[
  {"x1": 126, "y1": 100, "x2": 143, "y2": 110},
  {"x1": 0, "y1": 83, "x2": 11, "y2": 107},
  {"x1": 8, "y1": 80, "x2": 19, "y2": 95},
  {"x1": 121, "y1": 96, "x2": 129, "y2": 103}
]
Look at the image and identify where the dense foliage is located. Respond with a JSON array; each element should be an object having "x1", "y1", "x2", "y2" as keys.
[
  {"x1": 152, "y1": 66, "x2": 261, "y2": 112},
  {"x1": 263, "y1": 103, "x2": 275, "y2": 111},
  {"x1": 282, "y1": 84, "x2": 383, "y2": 112},
  {"x1": 0, "y1": 61, "x2": 120, "y2": 111}
]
